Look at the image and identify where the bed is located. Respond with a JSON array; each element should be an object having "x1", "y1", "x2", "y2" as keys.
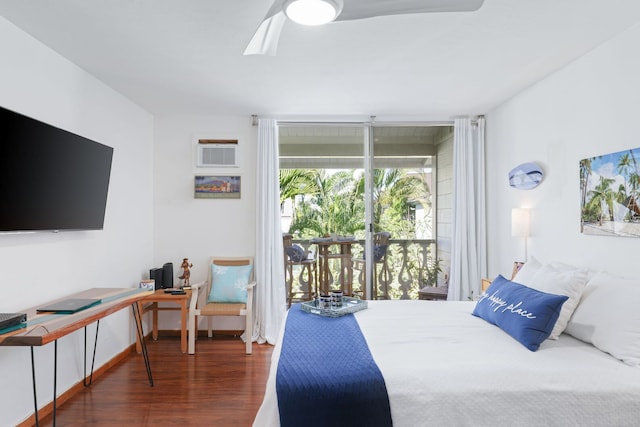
[{"x1": 253, "y1": 262, "x2": 640, "y2": 427}]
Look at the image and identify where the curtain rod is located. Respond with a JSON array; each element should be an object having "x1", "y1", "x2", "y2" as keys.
[{"x1": 251, "y1": 115, "x2": 483, "y2": 127}]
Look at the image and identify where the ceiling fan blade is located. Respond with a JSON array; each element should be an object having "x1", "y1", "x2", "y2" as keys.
[
  {"x1": 244, "y1": 1, "x2": 288, "y2": 56},
  {"x1": 337, "y1": 0, "x2": 485, "y2": 21},
  {"x1": 244, "y1": 0, "x2": 484, "y2": 55}
]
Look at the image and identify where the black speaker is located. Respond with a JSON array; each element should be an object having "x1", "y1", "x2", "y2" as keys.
[
  {"x1": 150, "y1": 267, "x2": 164, "y2": 290},
  {"x1": 162, "y1": 262, "x2": 174, "y2": 289}
]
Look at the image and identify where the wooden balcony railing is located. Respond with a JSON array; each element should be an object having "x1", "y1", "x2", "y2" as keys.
[{"x1": 286, "y1": 238, "x2": 438, "y2": 301}]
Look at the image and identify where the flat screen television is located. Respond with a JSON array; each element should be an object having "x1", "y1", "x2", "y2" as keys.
[{"x1": 0, "y1": 105, "x2": 114, "y2": 232}]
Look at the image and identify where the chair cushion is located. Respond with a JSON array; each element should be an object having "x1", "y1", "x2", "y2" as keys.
[
  {"x1": 285, "y1": 244, "x2": 307, "y2": 262},
  {"x1": 362, "y1": 245, "x2": 388, "y2": 262},
  {"x1": 208, "y1": 264, "x2": 253, "y2": 303},
  {"x1": 201, "y1": 302, "x2": 246, "y2": 316},
  {"x1": 373, "y1": 245, "x2": 388, "y2": 262}
]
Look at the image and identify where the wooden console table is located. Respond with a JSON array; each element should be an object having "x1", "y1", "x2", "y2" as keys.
[
  {"x1": 136, "y1": 289, "x2": 191, "y2": 354},
  {"x1": 0, "y1": 287, "x2": 153, "y2": 426}
]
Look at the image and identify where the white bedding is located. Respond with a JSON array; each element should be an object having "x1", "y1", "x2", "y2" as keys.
[{"x1": 253, "y1": 301, "x2": 640, "y2": 426}]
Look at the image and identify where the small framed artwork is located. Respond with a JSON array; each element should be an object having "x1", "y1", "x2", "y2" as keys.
[{"x1": 194, "y1": 175, "x2": 241, "y2": 199}]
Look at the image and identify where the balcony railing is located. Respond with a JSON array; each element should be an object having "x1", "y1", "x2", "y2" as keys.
[{"x1": 286, "y1": 238, "x2": 438, "y2": 301}]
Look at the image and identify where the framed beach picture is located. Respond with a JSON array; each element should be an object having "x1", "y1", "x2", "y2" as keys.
[
  {"x1": 580, "y1": 147, "x2": 640, "y2": 237},
  {"x1": 194, "y1": 175, "x2": 241, "y2": 199}
]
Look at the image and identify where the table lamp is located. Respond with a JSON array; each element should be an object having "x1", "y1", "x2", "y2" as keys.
[{"x1": 511, "y1": 208, "x2": 531, "y2": 262}]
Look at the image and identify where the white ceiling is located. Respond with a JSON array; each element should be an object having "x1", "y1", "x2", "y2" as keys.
[{"x1": 1, "y1": 0, "x2": 640, "y2": 119}]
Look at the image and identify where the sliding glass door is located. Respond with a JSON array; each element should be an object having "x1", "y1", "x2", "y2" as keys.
[
  {"x1": 279, "y1": 122, "x2": 443, "y2": 301},
  {"x1": 369, "y1": 125, "x2": 438, "y2": 299}
]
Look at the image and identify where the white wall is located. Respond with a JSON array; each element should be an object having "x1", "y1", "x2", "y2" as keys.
[
  {"x1": 486, "y1": 22, "x2": 640, "y2": 279},
  {"x1": 153, "y1": 115, "x2": 257, "y2": 330},
  {"x1": 0, "y1": 17, "x2": 154, "y2": 425}
]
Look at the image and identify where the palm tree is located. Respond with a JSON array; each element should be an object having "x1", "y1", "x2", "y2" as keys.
[
  {"x1": 617, "y1": 153, "x2": 633, "y2": 195},
  {"x1": 279, "y1": 169, "x2": 319, "y2": 205},
  {"x1": 588, "y1": 176, "x2": 615, "y2": 225},
  {"x1": 630, "y1": 173, "x2": 640, "y2": 201},
  {"x1": 279, "y1": 169, "x2": 321, "y2": 235},
  {"x1": 579, "y1": 157, "x2": 593, "y2": 232},
  {"x1": 287, "y1": 170, "x2": 364, "y2": 237},
  {"x1": 283, "y1": 167, "x2": 431, "y2": 239},
  {"x1": 281, "y1": 166, "x2": 434, "y2": 299},
  {"x1": 615, "y1": 150, "x2": 640, "y2": 220},
  {"x1": 616, "y1": 183, "x2": 627, "y2": 205},
  {"x1": 354, "y1": 168, "x2": 432, "y2": 237},
  {"x1": 629, "y1": 149, "x2": 640, "y2": 208}
]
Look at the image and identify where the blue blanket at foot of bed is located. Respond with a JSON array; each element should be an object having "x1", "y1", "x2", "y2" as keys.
[{"x1": 276, "y1": 304, "x2": 392, "y2": 427}]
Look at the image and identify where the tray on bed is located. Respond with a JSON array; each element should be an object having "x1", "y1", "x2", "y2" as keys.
[{"x1": 300, "y1": 296, "x2": 367, "y2": 317}]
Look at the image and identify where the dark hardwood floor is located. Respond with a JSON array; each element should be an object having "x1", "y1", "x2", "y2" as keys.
[{"x1": 39, "y1": 335, "x2": 273, "y2": 426}]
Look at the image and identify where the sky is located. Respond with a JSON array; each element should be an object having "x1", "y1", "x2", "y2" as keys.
[{"x1": 586, "y1": 147, "x2": 640, "y2": 193}]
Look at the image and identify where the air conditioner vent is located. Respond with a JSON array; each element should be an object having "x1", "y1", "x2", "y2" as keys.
[{"x1": 196, "y1": 139, "x2": 238, "y2": 168}]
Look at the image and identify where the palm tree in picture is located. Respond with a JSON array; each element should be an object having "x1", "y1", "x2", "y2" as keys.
[
  {"x1": 589, "y1": 176, "x2": 615, "y2": 225},
  {"x1": 630, "y1": 172, "x2": 640, "y2": 201},
  {"x1": 616, "y1": 152, "x2": 633, "y2": 217},
  {"x1": 626, "y1": 172, "x2": 640, "y2": 221},
  {"x1": 617, "y1": 153, "x2": 633, "y2": 194},
  {"x1": 616, "y1": 183, "x2": 628, "y2": 205},
  {"x1": 630, "y1": 148, "x2": 640, "y2": 179},
  {"x1": 579, "y1": 157, "x2": 594, "y2": 232},
  {"x1": 629, "y1": 149, "x2": 640, "y2": 210}
]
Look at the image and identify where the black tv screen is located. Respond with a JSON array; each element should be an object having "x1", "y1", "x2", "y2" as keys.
[{"x1": 0, "y1": 105, "x2": 114, "y2": 232}]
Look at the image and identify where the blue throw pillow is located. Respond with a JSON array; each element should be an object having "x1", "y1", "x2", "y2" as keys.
[
  {"x1": 472, "y1": 275, "x2": 568, "y2": 351},
  {"x1": 285, "y1": 245, "x2": 307, "y2": 262},
  {"x1": 208, "y1": 264, "x2": 253, "y2": 303}
]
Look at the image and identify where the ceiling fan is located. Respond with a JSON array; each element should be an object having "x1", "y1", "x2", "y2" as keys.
[{"x1": 244, "y1": 0, "x2": 486, "y2": 56}]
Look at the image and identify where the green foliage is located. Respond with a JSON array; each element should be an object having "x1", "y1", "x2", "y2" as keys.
[
  {"x1": 285, "y1": 170, "x2": 366, "y2": 238},
  {"x1": 282, "y1": 167, "x2": 432, "y2": 240},
  {"x1": 424, "y1": 257, "x2": 442, "y2": 287}
]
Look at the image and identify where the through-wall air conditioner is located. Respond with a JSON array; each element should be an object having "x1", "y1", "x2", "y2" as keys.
[{"x1": 196, "y1": 139, "x2": 239, "y2": 167}]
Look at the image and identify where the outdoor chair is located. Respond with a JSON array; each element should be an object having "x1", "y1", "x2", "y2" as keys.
[
  {"x1": 283, "y1": 234, "x2": 317, "y2": 306},
  {"x1": 353, "y1": 232, "x2": 391, "y2": 299}
]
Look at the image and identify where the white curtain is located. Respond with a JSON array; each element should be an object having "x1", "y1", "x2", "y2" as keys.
[
  {"x1": 253, "y1": 118, "x2": 287, "y2": 344},
  {"x1": 448, "y1": 117, "x2": 487, "y2": 301}
]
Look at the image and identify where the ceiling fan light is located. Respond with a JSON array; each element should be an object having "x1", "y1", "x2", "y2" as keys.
[{"x1": 284, "y1": 0, "x2": 340, "y2": 26}]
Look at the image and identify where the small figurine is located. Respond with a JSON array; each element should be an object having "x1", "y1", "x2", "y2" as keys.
[{"x1": 179, "y1": 258, "x2": 193, "y2": 287}]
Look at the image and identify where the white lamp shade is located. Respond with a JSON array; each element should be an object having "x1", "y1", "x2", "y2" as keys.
[{"x1": 511, "y1": 208, "x2": 531, "y2": 237}]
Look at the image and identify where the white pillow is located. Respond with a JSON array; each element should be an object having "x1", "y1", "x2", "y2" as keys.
[
  {"x1": 549, "y1": 261, "x2": 597, "y2": 282},
  {"x1": 512, "y1": 256, "x2": 542, "y2": 284},
  {"x1": 565, "y1": 272, "x2": 640, "y2": 366},
  {"x1": 525, "y1": 264, "x2": 588, "y2": 339}
]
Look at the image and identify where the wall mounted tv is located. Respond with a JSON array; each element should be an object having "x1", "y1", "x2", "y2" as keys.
[{"x1": 0, "y1": 105, "x2": 114, "y2": 232}]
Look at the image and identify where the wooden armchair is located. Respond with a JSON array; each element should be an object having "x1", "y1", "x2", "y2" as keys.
[{"x1": 188, "y1": 257, "x2": 255, "y2": 355}]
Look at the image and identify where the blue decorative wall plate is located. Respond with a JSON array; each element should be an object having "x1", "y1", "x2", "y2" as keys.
[{"x1": 509, "y1": 162, "x2": 543, "y2": 190}]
